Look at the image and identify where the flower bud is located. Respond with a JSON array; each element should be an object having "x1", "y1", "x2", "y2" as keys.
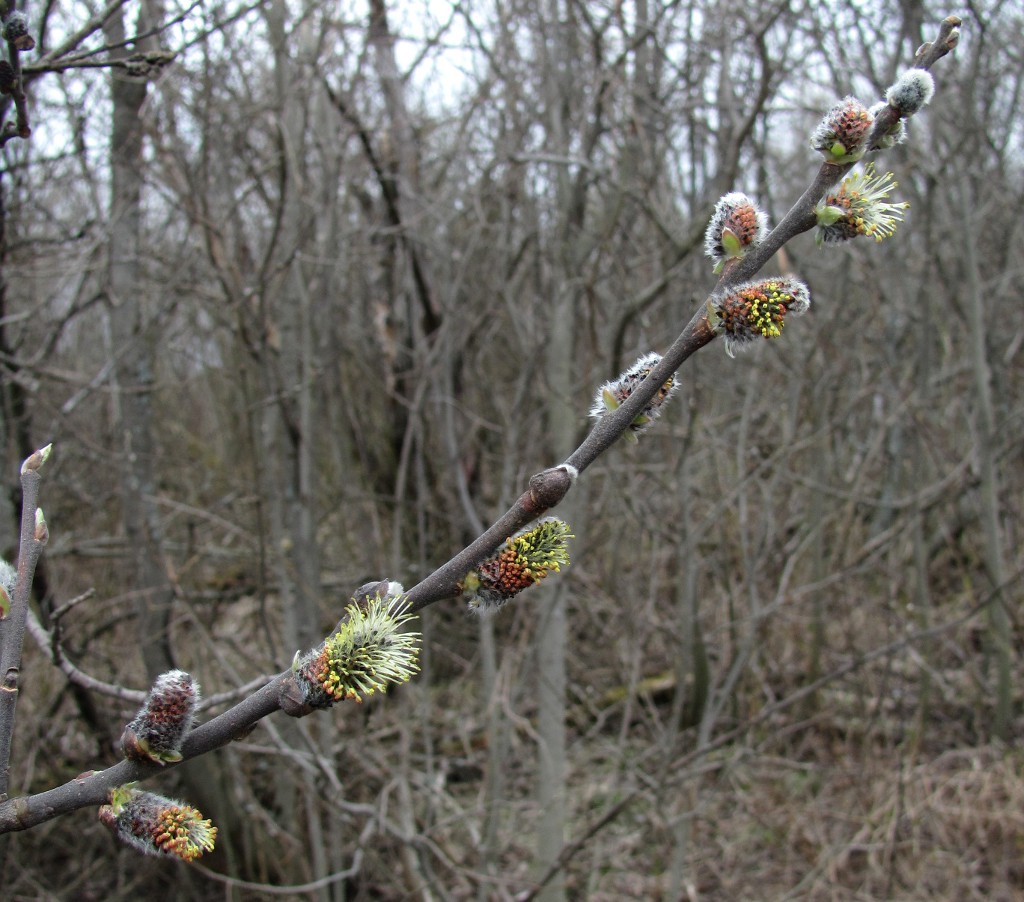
[
  {"x1": 885, "y1": 68, "x2": 935, "y2": 115},
  {"x1": 461, "y1": 518, "x2": 573, "y2": 614},
  {"x1": 590, "y1": 352, "x2": 678, "y2": 439},
  {"x1": 815, "y1": 164, "x2": 908, "y2": 246},
  {"x1": 3, "y1": 12, "x2": 35, "y2": 52},
  {"x1": 121, "y1": 670, "x2": 200, "y2": 765},
  {"x1": 811, "y1": 97, "x2": 873, "y2": 164},
  {"x1": 100, "y1": 787, "x2": 216, "y2": 861},
  {"x1": 293, "y1": 593, "x2": 420, "y2": 706},
  {"x1": 704, "y1": 192, "x2": 769, "y2": 273},
  {"x1": 711, "y1": 278, "x2": 811, "y2": 357}
]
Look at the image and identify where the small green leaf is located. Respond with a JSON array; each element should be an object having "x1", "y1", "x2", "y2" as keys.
[
  {"x1": 720, "y1": 227, "x2": 743, "y2": 259},
  {"x1": 815, "y1": 204, "x2": 846, "y2": 226}
]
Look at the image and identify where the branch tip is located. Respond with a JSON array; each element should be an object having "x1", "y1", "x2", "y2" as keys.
[
  {"x1": 20, "y1": 443, "x2": 53, "y2": 475},
  {"x1": 914, "y1": 16, "x2": 962, "y2": 68}
]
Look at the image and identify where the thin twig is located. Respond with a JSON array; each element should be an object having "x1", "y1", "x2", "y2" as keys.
[
  {"x1": 0, "y1": 445, "x2": 51, "y2": 799},
  {"x1": 25, "y1": 606, "x2": 146, "y2": 704}
]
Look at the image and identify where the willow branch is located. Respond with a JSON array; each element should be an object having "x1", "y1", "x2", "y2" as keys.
[
  {"x1": 406, "y1": 16, "x2": 961, "y2": 613},
  {"x1": 0, "y1": 13, "x2": 961, "y2": 836},
  {"x1": 0, "y1": 445, "x2": 51, "y2": 799}
]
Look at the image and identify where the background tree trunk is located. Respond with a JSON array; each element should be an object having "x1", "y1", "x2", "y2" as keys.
[{"x1": 104, "y1": 2, "x2": 175, "y2": 679}]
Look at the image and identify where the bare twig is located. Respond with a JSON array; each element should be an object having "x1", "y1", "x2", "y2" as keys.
[
  {"x1": 24, "y1": 606, "x2": 147, "y2": 704},
  {"x1": 30, "y1": 0, "x2": 131, "y2": 70},
  {"x1": 0, "y1": 444, "x2": 52, "y2": 799},
  {"x1": 48, "y1": 588, "x2": 95, "y2": 624}
]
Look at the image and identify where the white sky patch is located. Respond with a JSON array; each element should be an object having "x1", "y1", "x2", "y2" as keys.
[{"x1": 386, "y1": 0, "x2": 478, "y2": 113}]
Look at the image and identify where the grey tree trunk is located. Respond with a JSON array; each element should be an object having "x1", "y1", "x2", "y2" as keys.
[
  {"x1": 103, "y1": 2, "x2": 174, "y2": 679},
  {"x1": 533, "y1": 4, "x2": 587, "y2": 893},
  {"x1": 104, "y1": 3, "x2": 243, "y2": 886},
  {"x1": 957, "y1": 177, "x2": 1013, "y2": 741},
  {"x1": 262, "y1": 0, "x2": 322, "y2": 657},
  {"x1": 535, "y1": 288, "x2": 576, "y2": 899}
]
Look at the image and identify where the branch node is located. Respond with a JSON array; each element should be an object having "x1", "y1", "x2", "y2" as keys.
[
  {"x1": 527, "y1": 467, "x2": 574, "y2": 512},
  {"x1": 278, "y1": 675, "x2": 315, "y2": 718}
]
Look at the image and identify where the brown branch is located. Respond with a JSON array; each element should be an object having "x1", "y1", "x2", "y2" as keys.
[
  {"x1": 395, "y1": 14, "x2": 960, "y2": 614},
  {"x1": 0, "y1": 673, "x2": 286, "y2": 832},
  {"x1": 404, "y1": 465, "x2": 579, "y2": 613},
  {"x1": 1, "y1": 19, "x2": 33, "y2": 144}
]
